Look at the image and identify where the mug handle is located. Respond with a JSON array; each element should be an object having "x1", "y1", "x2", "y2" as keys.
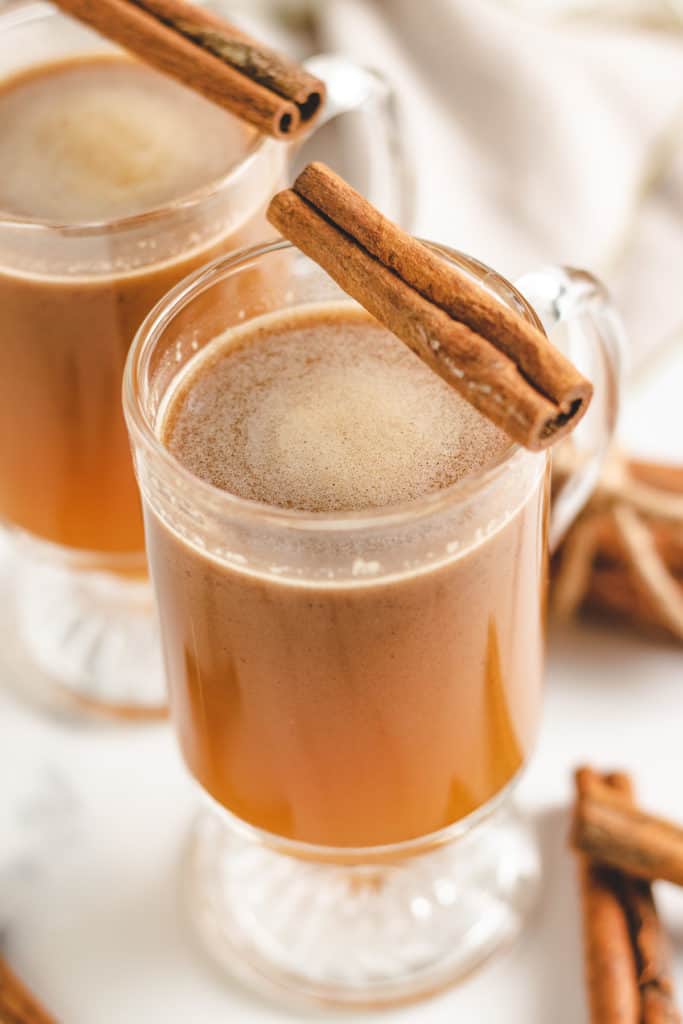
[
  {"x1": 302, "y1": 54, "x2": 414, "y2": 228},
  {"x1": 515, "y1": 266, "x2": 626, "y2": 551}
]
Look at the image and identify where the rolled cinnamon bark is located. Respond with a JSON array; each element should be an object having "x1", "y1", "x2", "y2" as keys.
[
  {"x1": 134, "y1": 0, "x2": 323, "y2": 116},
  {"x1": 267, "y1": 162, "x2": 593, "y2": 451},
  {"x1": 551, "y1": 454, "x2": 683, "y2": 641},
  {"x1": 598, "y1": 772, "x2": 680, "y2": 1024},
  {"x1": 575, "y1": 768, "x2": 640, "y2": 1024},
  {"x1": 629, "y1": 461, "x2": 683, "y2": 495},
  {"x1": 572, "y1": 787, "x2": 683, "y2": 888},
  {"x1": 587, "y1": 513, "x2": 683, "y2": 579},
  {"x1": 624, "y1": 877, "x2": 681, "y2": 1024},
  {"x1": 52, "y1": 0, "x2": 324, "y2": 138},
  {"x1": 585, "y1": 568, "x2": 683, "y2": 641}
]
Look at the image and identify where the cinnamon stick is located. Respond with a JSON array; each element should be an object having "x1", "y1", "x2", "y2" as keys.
[
  {"x1": 572, "y1": 782, "x2": 683, "y2": 887},
  {"x1": 588, "y1": 513, "x2": 683, "y2": 579},
  {"x1": 575, "y1": 768, "x2": 640, "y2": 1023},
  {"x1": 52, "y1": 0, "x2": 324, "y2": 139},
  {"x1": 267, "y1": 163, "x2": 593, "y2": 451},
  {"x1": 585, "y1": 568, "x2": 683, "y2": 641},
  {"x1": 574, "y1": 769, "x2": 681, "y2": 1024},
  {"x1": 624, "y1": 878, "x2": 681, "y2": 1024},
  {"x1": 551, "y1": 452, "x2": 683, "y2": 641},
  {"x1": 629, "y1": 460, "x2": 683, "y2": 495},
  {"x1": 0, "y1": 956, "x2": 56, "y2": 1024},
  {"x1": 554, "y1": 510, "x2": 683, "y2": 640}
]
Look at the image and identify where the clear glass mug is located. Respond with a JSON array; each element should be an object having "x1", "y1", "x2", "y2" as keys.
[
  {"x1": 123, "y1": 240, "x2": 623, "y2": 1008},
  {"x1": 0, "y1": 0, "x2": 408, "y2": 718}
]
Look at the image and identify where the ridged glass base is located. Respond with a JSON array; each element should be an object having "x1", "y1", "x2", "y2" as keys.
[
  {"x1": 1, "y1": 530, "x2": 166, "y2": 719},
  {"x1": 184, "y1": 794, "x2": 541, "y2": 1010}
]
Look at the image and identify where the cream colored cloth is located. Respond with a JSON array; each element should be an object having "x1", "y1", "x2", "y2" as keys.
[{"x1": 317, "y1": 0, "x2": 683, "y2": 364}]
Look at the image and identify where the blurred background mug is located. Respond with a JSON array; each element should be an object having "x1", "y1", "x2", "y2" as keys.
[
  {"x1": 0, "y1": 0, "x2": 408, "y2": 718},
  {"x1": 123, "y1": 238, "x2": 623, "y2": 1008}
]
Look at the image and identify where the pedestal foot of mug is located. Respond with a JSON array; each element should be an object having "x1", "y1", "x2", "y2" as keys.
[
  {"x1": 183, "y1": 794, "x2": 541, "y2": 1010},
  {"x1": 0, "y1": 532, "x2": 166, "y2": 720}
]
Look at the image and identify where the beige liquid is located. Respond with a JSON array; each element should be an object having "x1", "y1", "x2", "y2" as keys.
[
  {"x1": 164, "y1": 308, "x2": 511, "y2": 509},
  {"x1": 0, "y1": 57, "x2": 253, "y2": 222},
  {"x1": 0, "y1": 56, "x2": 271, "y2": 552},
  {"x1": 148, "y1": 306, "x2": 548, "y2": 848}
]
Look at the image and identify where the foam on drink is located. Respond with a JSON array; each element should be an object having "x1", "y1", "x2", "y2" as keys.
[
  {"x1": 163, "y1": 306, "x2": 510, "y2": 513},
  {"x1": 0, "y1": 57, "x2": 253, "y2": 222}
]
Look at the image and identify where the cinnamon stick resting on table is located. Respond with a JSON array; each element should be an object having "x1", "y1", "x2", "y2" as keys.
[
  {"x1": 267, "y1": 162, "x2": 593, "y2": 451},
  {"x1": 573, "y1": 773, "x2": 683, "y2": 888},
  {"x1": 574, "y1": 768, "x2": 680, "y2": 1024},
  {"x1": 553, "y1": 454, "x2": 683, "y2": 642},
  {"x1": 575, "y1": 769, "x2": 640, "y2": 1024},
  {"x1": 52, "y1": 0, "x2": 324, "y2": 139}
]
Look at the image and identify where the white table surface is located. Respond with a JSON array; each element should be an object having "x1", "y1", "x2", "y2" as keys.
[
  {"x1": 1, "y1": 621, "x2": 682, "y2": 1024},
  {"x1": 1, "y1": 357, "x2": 682, "y2": 1023}
]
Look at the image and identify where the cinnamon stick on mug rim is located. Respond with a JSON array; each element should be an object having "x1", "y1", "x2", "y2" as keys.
[
  {"x1": 267, "y1": 162, "x2": 593, "y2": 451},
  {"x1": 51, "y1": 0, "x2": 325, "y2": 139},
  {"x1": 573, "y1": 768, "x2": 681, "y2": 1024}
]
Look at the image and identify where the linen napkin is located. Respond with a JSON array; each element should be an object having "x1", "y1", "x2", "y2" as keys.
[{"x1": 316, "y1": 0, "x2": 683, "y2": 366}]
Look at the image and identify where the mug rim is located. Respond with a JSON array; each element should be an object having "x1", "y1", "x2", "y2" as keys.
[
  {"x1": 0, "y1": 1, "x2": 274, "y2": 235},
  {"x1": 123, "y1": 237, "x2": 546, "y2": 534}
]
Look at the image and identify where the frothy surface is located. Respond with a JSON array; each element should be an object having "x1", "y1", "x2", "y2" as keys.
[
  {"x1": 0, "y1": 57, "x2": 254, "y2": 222},
  {"x1": 163, "y1": 307, "x2": 510, "y2": 513}
]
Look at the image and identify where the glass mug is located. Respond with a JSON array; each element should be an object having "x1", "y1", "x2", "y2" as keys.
[
  {"x1": 123, "y1": 240, "x2": 623, "y2": 1007},
  {"x1": 0, "y1": 0, "x2": 407, "y2": 718}
]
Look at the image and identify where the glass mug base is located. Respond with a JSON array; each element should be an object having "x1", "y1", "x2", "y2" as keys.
[
  {"x1": 183, "y1": 792, "x2": 541, "y2": 1010},
  {"x1": 0, "y1": 529, "x2": 165, "y2": 719}
]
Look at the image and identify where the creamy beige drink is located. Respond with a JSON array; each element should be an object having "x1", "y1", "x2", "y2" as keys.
[
  {"x1": 0, "y1": 55, "x2": 272, "y2": 553},
  {"x1": 147, "y1": 305, "x2": 548, "y2": 848}
]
